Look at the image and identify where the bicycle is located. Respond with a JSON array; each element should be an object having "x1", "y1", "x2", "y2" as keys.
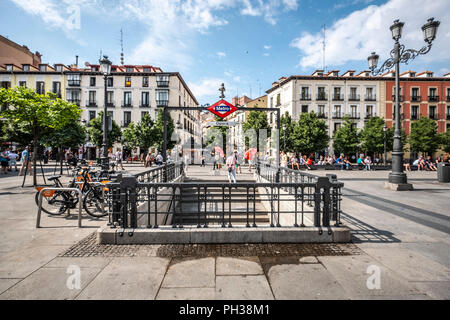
[{"x1": 35, "y1": 166, "x2": 110, "y2": 218}]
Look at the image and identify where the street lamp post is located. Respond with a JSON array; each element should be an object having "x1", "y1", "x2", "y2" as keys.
[
  {"x1": 383, "y1": 124, "x2": 387, "y2": 166},
  {"x1": 99, "y1": 56, "x2": 112, "y2": 172},
  {"x1": 368, "y1": 18, "x2": 439, "y2": 190}
]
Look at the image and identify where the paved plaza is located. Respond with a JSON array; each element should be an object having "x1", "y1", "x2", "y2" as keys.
[{"x1": 0, "y1": 164, "x2": 449, "y2": 300}]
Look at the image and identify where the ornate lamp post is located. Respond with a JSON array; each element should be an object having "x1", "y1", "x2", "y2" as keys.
[
  {"x1": 383, "y1": 124, "x2": 388, "y2": 166},
  {"x1": 368, "y1": 18, "x2": 439, "y2": 190},
  {"x1": 99, "y1": 56, "x2": 112, "y2": 172}
]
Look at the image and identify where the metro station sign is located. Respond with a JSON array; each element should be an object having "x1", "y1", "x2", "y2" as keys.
[{"x1": 208, "y1": 99, "x2": 237, "y2": 119}]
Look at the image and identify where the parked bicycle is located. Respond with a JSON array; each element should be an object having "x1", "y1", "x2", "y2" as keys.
[{"x1": 35, "y1": 166, "x2": 110, "y2": 218}]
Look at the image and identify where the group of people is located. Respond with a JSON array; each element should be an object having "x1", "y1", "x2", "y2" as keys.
[
  {"x1": 406, "y1": 155, "x2": 448, "y2": 171},
  {"x1": 144, "y1": 152, "x2": 164, "y2": 167},
  {"x1": 0, "y1": 147, "x2": 32, "y2": 176}
]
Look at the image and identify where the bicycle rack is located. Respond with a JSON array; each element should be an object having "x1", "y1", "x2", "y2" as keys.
[{"x1": 36, "y1": 187, "x2": 83, "y2": 228}]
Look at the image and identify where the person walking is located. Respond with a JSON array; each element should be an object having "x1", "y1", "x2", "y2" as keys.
[
  {"x1": 0, "y1": 149, "x2": 9, "y2": 174},
  {"x1": 145, "y1": 152, "x2": 151, "y2": 167},
  {"x1": 115, "y1": 149, "x2": 124, "y2": 170},
  {"x1": 7, "y1": 149, "x2": 19, "y2": 172},
  {"x1": 19, "y1": 147, "x2": 32, "y2": 176},
  {"x1": 226, "y1": 152, "x2": 237, "y2": 183},
  {"x1": 156, "y1": 153, "x2": 163, "y2": 167},
  {"x1": 234, "y1": 151, "x2": 242, "y2": 174}
]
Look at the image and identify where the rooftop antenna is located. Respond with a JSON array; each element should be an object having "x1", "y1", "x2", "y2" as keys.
[
  {"x1": 322, "y1": 24, "x2": 326, "y2": 72},
  {"x1": 99, "y1": 49, "x2": 102, "y2": 61},
  {"x1": 120, "y1": 28, "x2": 124, "y2": 66}
]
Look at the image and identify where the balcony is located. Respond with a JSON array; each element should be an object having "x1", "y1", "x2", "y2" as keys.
[
  {"x1": 332, "y1": 112, "x2": 342, "y2": 119},
  {"x1": 106, "y1": 102, "x2": 115, "y2": 108},
  {"x1": 429, "y1": 113, "x2": 438, "y2": 120},
  {"x1": 156, "y1": 99, "x2": 169, "y2": 107},
  {"x1": 86, "y1": 100, "x2": 97, "y2": 108},
  {"x1": 299, "y1": 94, "x2": 311, "y2": 101},
  {"x1": 316, "y1": 93, "x2": 328, "y2": 101},
  {"x1": 411, "y1": 114, "x2": 419, "y2": 120},
  {"x1": 121, "y1": 100, "x2": 133, "y2": 108},
  {"x1": 428, "y1": 95, "x2": 439, "y2": 102},
  {"x1": 332, "y1": 94, "x2": 344, "y2": 101},
  {"x1": 348, "y1": 112, "x2": 360, "y2": 119},
  {"x1": 365, "y1": 95, "x2": 377, "y2": 101},
  {"x1": 157, "y1": 80, "x2": 169, "y2": 87},
  {"x1": 139, "y1": 100, "x2": 150, "y2": 108},
  {"x1": 67, "y1": 98, "x2": 80, "y2": 106},
  {"x1": 348, "y1": 94, "x2": 360, "y2": 101},
  {"x1": 68, "y1": 80, "x2": 81, "y2": 87},
  {"x1": 364, "y1": 112, "x2": 376, "y2": 120},
  {"x1": 121, "y1": 120, "x2": 132, "y2": 128},
  {"x1": 411, "y1": 95, "x2": 421, "y2": 102},
  {"x1": 317, "y1": 112, "x2": 328, "y2": 119},
  {"x1": 392, "y1": 95, "x2": 403, "y2": 102},
  {"x1": 392, "y1": 112, "x2": 405, "y2": 120}
]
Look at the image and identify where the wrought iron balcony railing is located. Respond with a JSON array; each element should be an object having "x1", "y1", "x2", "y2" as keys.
[
  {"x1": 428, "y1": 95, "x2": 439, "y2": 102},
  {"x1": 68, "y1": 80, "x2": 81, "y2": 86},
  {"x1": 157, "y1": 81, "x2": 169, "y2": 87},
  {"x1": 365, "y1": 95, "x2": 377, "y2": 101},
  {"x1": 86, "y1": 100, "x2": 97, "y2": 107},
  {"x1": 348, "y1": 94, "x2": 360, "y2": 101},
  {"x1": 300, "y1": 94, "x2": 311, "y2": 100},
  {"x1": 332, "y1": 112, "x2": 342, "y2": 119},
  {"x1": 392, "y1": 95, "x2": 403, "y2": 102},
  {"x1": 156, "y1": 99, "x2": 169, "y2": 107},
  {"x1": 411, "y1": 95, "x2": 421, "y2": 102},
  {"x1": 332, "y1": 94, "x2": 344, "y2": 101},
  {"x1": 139, "y1": 100, "x2": 150, "y2": 108},
  {"x1": 121, "y1": 100, "x2": 133, "y2": 108},
  {"x1": 348, "y1": 112, "x2": 360, "y2": 119},
  {"x1": 316, "y1": 93, "x2": 328, "y2": 101},
  {"x1": 317, "y1": 112, "x2": 328, "y2": 119}
]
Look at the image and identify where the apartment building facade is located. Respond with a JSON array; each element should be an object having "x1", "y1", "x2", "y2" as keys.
[
  {"x1": 267, "y1": 70, "x2": 382, "y2": 155},
  {"x1": 0, "y1": 62, "x2": 201, "y2": 160}
]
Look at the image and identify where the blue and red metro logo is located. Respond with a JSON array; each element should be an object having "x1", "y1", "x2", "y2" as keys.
[{"x1": 208, "y1": 99, "x2": 237, "y2": 119}]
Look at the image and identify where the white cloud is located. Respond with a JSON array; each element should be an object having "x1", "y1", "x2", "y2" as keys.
[
  {"x1": 263, "y1": 52, "x2": 270, "y2": 56},
  {"x1": 291, "y1": 0, "x2": 450, "y2": 69},
  {"x1": 217, "y1": 52, "x2": 227, "y2": 58},
  {"x1": 264, "y1": 45, "x2": 271, "y2": 50},
  {"x1": 189, "y1": 78, "x2": 227, "y2": 100},
  {"x1": 240, "y1": 0, "x2": 299, "y2": 25}
]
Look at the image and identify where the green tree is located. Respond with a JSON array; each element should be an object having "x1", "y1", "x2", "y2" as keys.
[
  {"x1": 86, "y1": 111, "x2": 122, "y2": 151},
  {"x1": 359, "y1": 116, "x2": 386, "y2": 155},
  {"x1": 122, "y1": 122, "x2": 140, "y2": 153},
  {"x1": 154, "y1": 108, "x2": 175, "y2": 152},
  {"x1": 280, "y1": 111, "x2": 295, "y2": 152},
  {"x1": 409, "y1": 117, "x2": 439, "y2": 155},
  {"x1": 243, "y1": 110, "x2": 269, "y2": 150},
  {"x1": 439, "y1": 130, "x2": 450, "y2": 153},
  {"x1": 0, "y1": 86, "x2": 81, "y2": 185},
  {"x1": 122, "y1": 113, "x2": 157, "y2": 156},
  {"x1": 333, "y1": 115, "x2": 360, "y2": 156},
  {"x1": 385, "y1": 126, "x2": 408, "y2": 153},
  {"x1": 206, "y1": 116, "x2": 228, "y2": 151},
  {"x1": 291, "y1": 112, "x2": 329, "y2": 156}
]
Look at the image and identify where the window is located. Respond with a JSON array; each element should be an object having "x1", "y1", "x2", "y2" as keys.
[
  {"x1": 142, "y1": 76, "x2": 149, "y2": 87},
  {"x1": 143, "y1": 67, "x2": 151, "y2": 73},
  {"x1": 52, "y1": 82, "x2": 61, "y2": 96},
  {"x1": 107, "y1": 77, "x2": 113, "y2": 87},
  {"x1": 447, "y1": 106, "x2": 450, "y2": 119},
  {"x1": 156, "y1": 74, "x2": 169, "y2": 87},
  {"x1": 39, "y1": 65, "x2": 47, "y2": 72},
  {"x1": 1, "y1": 81, "x2": 11, "y2": 89},
  {"x1": 429, "y1": 88, "x2": 437, "y2": 97},
  {"x1": 270, "y1": 97, "x2": 273, "y2": 108},
  {"x1": 156, "y1": 90, "x2": 169, "y2": 106},
  {"x1": 429, "y1": 106, "x2": 436, "y2": 119},
  {"x1": 19, "y1": 81, "x2": 26, "y2": 87},
  {"x1": 36, "y1": 82, "x2": 45, "y2": 94},
  {"x1": 317, "y1": 87, "x2": 326, "y2": 100},
  {"x1": 90, "y1": 77, "x2": 96, "y2": 87},
  {"x1": 123, "y1": 92, "x2": 132, "y2": 106},
  {"x1": 334, "y1": 123, "x2": 341, "y2": 135},
  {"x1": 22, "y1": 64, "x2": 30, "y2": 71},
  {"x1": 333, "y1": 105, "x2": 341, "y2": 118},
  {"x1": 106, "y1": 91, "x2": 114, "y2": 105},
  {"x1": 125, "y1": 77, "x2": 131, "y2": 87},
  {"x1": 126, "y1": 67, "x2": 134, "y2": 73},
  {"x1": 350, "y1": 87, "x2": 358, "y2": 100},
  {"x1": 141, "y1": 92, "x2": 150, "y2": 107},
  {"x1": 6, "y1": 65, "x2": 13, "y2": 71},
  {"x1": 123, "y1": 111, "x2": 132, "y2": 127},
  {"x1": 89, "y1": 111, "x2": 96, "y2": 122},
  {"x1": 88, "y1": 91, "x2": 96, "y2": 104},
  {"x1": 301, "y1": 87, "x2": 310, "y2": 99},
  {"x1": 141, "y1": 111, "x2": 149, "y2": 119},
  {"x1": 67, "y1": 74, "x2": 81, "y2": 86},
  {"x1": 366, "y1": 105, "x2": 373, "y2": 117},
  {"x1": 301, "y1": 105, "x2": 308, "y2": 113},
  {"x1": 411, "y1": 106, "x2": 419, "y2": 120},
  {"x1": 55, "y1": 65, "x2": 62, "y2": 72}
]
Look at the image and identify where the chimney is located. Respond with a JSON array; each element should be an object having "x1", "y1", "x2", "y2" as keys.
[{"x1": 75, "y1": 55, "x2": 79, "y2": 68}]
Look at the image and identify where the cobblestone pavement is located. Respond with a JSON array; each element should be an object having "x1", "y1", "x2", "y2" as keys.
[{"x1": 60, "y1": 232, "x2": 363, "y2": 258}]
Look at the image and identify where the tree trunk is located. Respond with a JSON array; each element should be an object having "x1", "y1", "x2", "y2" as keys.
[
  {"x1": 60, "y1": 147, "x2": 63, "y2": 175},
  {"x1": 33, "y1": 125, "x2": 38, "y2": 186}
]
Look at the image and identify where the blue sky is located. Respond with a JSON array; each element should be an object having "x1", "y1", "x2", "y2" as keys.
[{"x1": 1, "y1": 0, "x2": 449, "y2": 104}]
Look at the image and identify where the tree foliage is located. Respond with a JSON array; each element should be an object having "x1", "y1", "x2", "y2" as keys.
[
  {"x1": 243, "y1": 110, "x2": 269, "y2": 149},
  {"x1": 41, "y1": 121, "x2": 86, "y2": 150},
  {"x1": 122, "y1": 113, "x2": 158, "y2": 153},
  {"x1": 86, "y1": 111, "x2": 122, "y2": 149},
  {"x1": 439, "y1": 130, "x2": 450, "y2": 154},
  {"x1": 359, "y1": 116, "x2": 386, "y2": 155},
  {"x1": 280, "y1": 111, "x2": 295, "y2": 152},
  {"x1": 291, "y1": 112, "x2": 329, "y2": 156},
  {"x1": 409, "y1": 117, "x2": 439, "y2": 155},
  {"x1": 153, "y1": 108, "x2": 175, "y2": 152},
  {"x1": 0, "y1": 86, "x2": 81, "y2": 185},
  {"x1": 333, "y1": 115, "x2": 360, "y2": 155}
]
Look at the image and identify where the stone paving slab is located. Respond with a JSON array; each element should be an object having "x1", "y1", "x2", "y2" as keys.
[
  {"x1": 318, "y1": 255, "x2": 420, "y2": 299},
  {"x1": 45, "y1": 257, "x2": 113, "y2": 269},
  {"x1": 76, "y1": 257, "x2": 169, "y2": 300},
  {"x1": 156, "y1": 287, "x2": 216, "y2": 300},
  {"x1": 215, "y1": 275, "x2": 274, "y2": 300},
  {"x1": 0, "y1": 267, "x2": 102, "y2": 300},
  {"x1": 0, "y1": 279, "x2": 21, "y2": 295},
  {"x1": 409, "y1": 281, "x2": 450, "y2": 300},
  {"x1": 161, "y1": 257, "x2": 215, "y2": 288},
  {"x1": 216, "y1": 257, "x2": 263, "y2": 276},
  {"x1": 266, "y1": 263, "x2": 349, "y2": 300}
]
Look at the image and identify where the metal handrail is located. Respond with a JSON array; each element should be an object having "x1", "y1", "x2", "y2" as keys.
[{"x1": 36, "y1": 187, "x2": 83, "y2": 228}]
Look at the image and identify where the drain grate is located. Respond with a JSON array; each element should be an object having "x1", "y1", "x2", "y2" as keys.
[{"x1": 59, "y1": 232, "x2": 363, "y2": 258}]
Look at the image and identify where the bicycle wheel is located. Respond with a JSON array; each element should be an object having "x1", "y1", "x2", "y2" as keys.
[
  {"x1": 35, "y1": 191, "x2": 68, "y2": 216},
  {"x1": 83, "y1": 187, "x2": 107, "y2": 218}
]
